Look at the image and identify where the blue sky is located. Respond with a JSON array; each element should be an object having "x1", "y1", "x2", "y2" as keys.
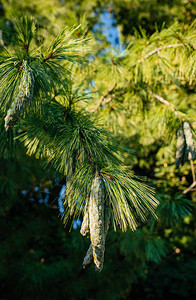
[{"x1": 93, "y1": 9, "x2": 125, "y2": 52}]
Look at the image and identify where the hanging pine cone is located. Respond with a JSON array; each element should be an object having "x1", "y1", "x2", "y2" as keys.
[
  {"x1": 82, "y1": 180, "x2": 111, "y2": 271},
  {"x1": 4, "y1": 61, "x2": 35, "y2": 131},
  {"x1": 89, "y1": 175, "x2": 105, "y2": 271},
  {"x1": 183, "y1": 121, "x2": 196, "y2": 161},
  {"x1": 82, "y1": 207, "x2": 110, "y2": 270},
  {"x1": 175, "y1": 125, "x2": 186, "y2": 168}
]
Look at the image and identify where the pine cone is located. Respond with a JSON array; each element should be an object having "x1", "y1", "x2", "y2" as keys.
[
  {"x1": 4, "y1": 62, "x2": 35, "y2": 131},
  {"x1": 89, "y1": 175, "x2": 105, "y2": 272},
  {"x1": 82, "y1": 184, "x2": 111, "y2": 271},
  {"x1": 183, "y1": 121, "x2": 196, "y2": 161}
]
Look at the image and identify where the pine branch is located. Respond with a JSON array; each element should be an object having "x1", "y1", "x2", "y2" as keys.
[
  {"x1": 183, "y1": 181, "x2": 196, "y2": 194},
  {"x1": 42, "y1": 25, "x2": 90, "y2": 64},
  {"x1": 14, "y1": 16, "x2": 36, "y2": 53},
  {"x1": 146, "y1": 89, "x2": 182, "y2": 120},
  {"x1": 43, "y1": 52, "x2": 53, "y2": 62},
  {"x1": 136, "y1": 43, "x2": 184, "y2": 64}
]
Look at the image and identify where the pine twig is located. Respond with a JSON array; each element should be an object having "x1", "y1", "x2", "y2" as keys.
[
  {"x1": 183, "y1": 160, "x2": 196, "y2": 194},
  {"x1": 43, "y1": 52, "x2": 53, "y2": 62},
  {"x1": 146, "y1": 89, "x2": 182, "y2": 120},
  {"x1": 183, "y1": 181, "x2": 196, "y2": 194},
  {"x1": 137, "y1": 43, "x2": 183, "y2": 64}
]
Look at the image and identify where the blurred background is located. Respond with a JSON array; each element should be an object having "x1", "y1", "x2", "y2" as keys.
[{"x1": 0, "y1": 1, "x2": 196, "y2": 299}]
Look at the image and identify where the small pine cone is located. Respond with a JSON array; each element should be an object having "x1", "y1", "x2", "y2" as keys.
[
  {"x1": 175, "y1": 125, "x2": 186, "y2": 168},
  {"x1": 183, "y1": 121, "x2": 196, "y2": 161},
  {"x1": 4, "y1": 62, "x2": 35, "y2": 131},
  {"x1": 89, "y1": 174, "x2": 105, "y2": 272}
]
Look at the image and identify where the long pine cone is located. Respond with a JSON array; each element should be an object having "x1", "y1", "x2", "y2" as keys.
[
  {"x1": 82, "y1": 206, "x2": 110, "y2": 270},
  {"x1": 89, "y1": 175, "x2": 105, "y2": 271},
  {"x1": 82, "y1": 176, "x2": 110, "y2": 271}
]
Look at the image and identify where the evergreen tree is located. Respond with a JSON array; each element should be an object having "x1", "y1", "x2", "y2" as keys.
[{"x1": 0, "y1": 15, "x2": 159, "y2": 271}]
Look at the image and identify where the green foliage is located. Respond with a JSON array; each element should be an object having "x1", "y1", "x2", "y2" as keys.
[
  {"x1": 18, "y1": 95, "x2": 159, "y2": 231},
  {"x1": 154, "y1": 193, "x2": 193, "y2": 228},
  {"x1": 0, "y1": 15, "x2": 90, "y2": 113},
  {"x1": 14, "y1": 15, "x2": 36, "y2": 51}
]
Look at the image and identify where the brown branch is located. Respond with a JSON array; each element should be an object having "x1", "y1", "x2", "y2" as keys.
[
  {"x1": 137, "y1": 43, "x2": 183, "y2": 64},
  {"x1": 146, "y1": 89, "x2": 182, "y2": 120},
  {"x1": 183, "y1": 160, "x2": 196, "y2": 194}
]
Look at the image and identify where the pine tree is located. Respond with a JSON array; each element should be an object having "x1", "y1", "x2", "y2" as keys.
[
  {"x1": 0, "y1": 15, "x2": 160, "y2": 271},
  {"x1": 0, "y1": 1, "x2": 195, "y2": 299}
]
